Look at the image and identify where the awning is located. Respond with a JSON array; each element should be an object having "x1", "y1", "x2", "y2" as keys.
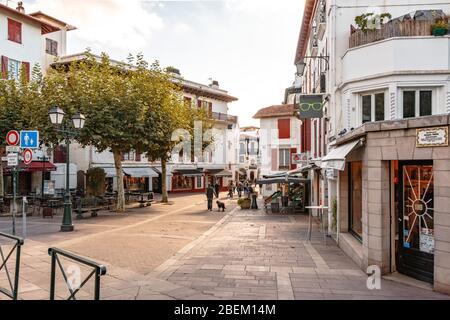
[
  {"x1": 215, "y1": 169, "x2": 232, "y2": 177},
  {"x1": 173, "y1": 168, "x2": 203, "y2": 177},
  {"x1": 321, "y1": 139, "x2": 364, "y2": 171},
  {"x1": 256, "y1": 176, "x2": 309, "y2": 185},
  {"x1": 102, "y1": 167, "x2": 118, "y2": 178},
  {"x1": 204, "y1": 168, "x2": 225, "y2": 175},
  {"x1": 287, "y1": 164, "x2": 317, "y2": 175},
  {"x1": 123, "y1": 167, "x2": 158, "y2": 178},
  {"x1": 3, "y1": 161, "x2": 57, "y2": 173}
]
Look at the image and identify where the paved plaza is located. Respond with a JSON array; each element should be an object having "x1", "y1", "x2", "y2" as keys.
[{"x1": 0, "y1": 193, "x2": 448, "y2": 300}]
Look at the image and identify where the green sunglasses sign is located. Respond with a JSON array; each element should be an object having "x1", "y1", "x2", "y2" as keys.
[{"x1": 296, "y1": 94, "x2": 324, "y2": 119}]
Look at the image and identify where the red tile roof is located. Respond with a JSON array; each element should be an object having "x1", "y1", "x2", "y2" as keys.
[
  {"x1": 0, "y1": 3, "x2": 60, "y2": 34},
  {"x1": 253, "y1": 104, "x2": 295, "y2": 119}
]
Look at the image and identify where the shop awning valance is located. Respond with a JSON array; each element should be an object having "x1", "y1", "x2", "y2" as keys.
[
  {"x1": 256, "y1": 177, "x2": 309, "y2": 185},
  {"x1": 173, "y1": 169, "x2": 203, "y2": 177},
  {"x1": 3, "y1": 161, "x2": 57, "y2": 173},
  {"x1": 123, "y1": 167, "x2": 158, "y2": 178},
  {"x1": 204, "y1": 168, "x2": 225, "y2": 175},
  {"x1": 321, "y1": 139, "x2": 364, "y2": 171},
  {"x1": 287, "y1": 164, "x2": 317, "y2": 175},
  {"x1": 215, "y1": 169, "x2": 233, "y2": 177},
  {"x1": 101, "y1": 167, "x2": 119, "y2": 178}
]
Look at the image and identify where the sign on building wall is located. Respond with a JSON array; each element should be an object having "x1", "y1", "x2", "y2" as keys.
[
  {"x1": 416, "y1": 126, "x2": 448, "y2": 147},
  {"x1": 291, "y1": 153, "x2": 309, "y2": 165},
  {"x1": 297, "y1": 94, "x2": 324, "y2": 119}
]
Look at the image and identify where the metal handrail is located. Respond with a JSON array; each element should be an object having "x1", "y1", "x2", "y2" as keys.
[
  {"x1": 48, "y1": 247, "x2": 107, "y2": 300},
  {"x1": 0, "y1": 232, "x2": 24, "y2": 300}
]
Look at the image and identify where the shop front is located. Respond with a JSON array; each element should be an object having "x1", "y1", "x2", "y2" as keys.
[
  {"x1": 204, "y1": 168, "x2": 232, "y2": 191},
  {"x1": 326, "y1": 116, "x2": 450, "y2": 294},
  {"x1": 171, "y1": 168, "x2": 204, "y2": 193},
  {"x1": 123, "y1": 167, "x2": 158, "y2": 192},
  {"x1": 3, "y1": 161, "x2": 57, "y2": 195}
]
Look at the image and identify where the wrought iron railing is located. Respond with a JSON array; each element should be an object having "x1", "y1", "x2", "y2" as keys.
[
  {"x1": 211, "y1": 112, "x2": 237, "y2": 123},
  {"x1": 48, "y1": 247, "x2": 107, "y2": 300},
  {"x1": 0, "y1": 232, "x2": 24, "y2": 300}
]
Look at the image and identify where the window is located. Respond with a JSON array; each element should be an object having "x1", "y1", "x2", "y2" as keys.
[
  {"x1": 278, "y1": 119, "x2": 290, "y2": 139},
  {"x1": 239, "y1": 143, "x2": 245, "y2": 155},
  {"x1": 279, "y1": 148, "x2": 290, "y2": 170},
  {"x1": 349, "y1": 161, "x2": 363, "y2": 240},
  {"x1": 402, "y1": 90, "x2": 433, "y2": 118},
  {"x1": 46, "y1": 38, "x2": 58, "y2": 56},
  {"x1": 249, "y1": 142, "x2": 256, "y2": 155},
  {"x1": 8, "y1": 59, "x2": 20, "y2": 81},
  {"x1": 8, "y1": 18, "x2": 22, "y2": 44},
  {"x1": 361, "y1": 92, "x2": 385, "y2": 123},
  {"x1": 196, "y1": 176, "x2": 203, "y2": 189},
  {"x1": 122, "y1": 151, "x2": 135, "y2": 161},
  {"x1": 239, "y1": 155, "x2": 245, "y2": 163}
]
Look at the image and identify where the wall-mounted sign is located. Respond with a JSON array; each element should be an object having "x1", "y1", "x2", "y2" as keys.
[
  {"x1": 416, "y1": 126, "x2": 448, "y2": 147},
  {"x1": 43, "y1": 180, "x2": 55, "y2": 195},
  {"x1": 7, "y1": 153, "x2": 18, "y2": 166},
  {"x1": 292, "y1": 153, "x2": 309, "y2": 165},
  {"x1": 297, "y1": 94, "x2": 324, "y2": 119},
  {"x1": 419, "y1": 229, "x2": 434, "y2": 254}
]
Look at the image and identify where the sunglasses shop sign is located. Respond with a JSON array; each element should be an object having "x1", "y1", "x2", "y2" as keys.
[{"x1": 297, "y1": 94, "x2": 324, "y2": 119}]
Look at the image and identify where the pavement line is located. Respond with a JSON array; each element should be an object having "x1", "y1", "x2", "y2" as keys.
[
  {"x1": 258, "y1": 225, "x2": 266, "y2": 240},
  {"x1": 53, "y1": 204, "x2": 197, "y2": 247},
  {"x1": 149, "y1": 205, "x2": 239, "y2": 279},
  {"x1": 276, "y1": 272, "x2": 294, "y2": 300},
  {"x1": 303, "y1": 242, "x2": 330, "y2": 270}
]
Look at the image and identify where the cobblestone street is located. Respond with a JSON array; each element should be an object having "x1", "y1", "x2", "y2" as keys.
[{"x1": 0, "y1": 194, "x2": 448, "y2": 300}]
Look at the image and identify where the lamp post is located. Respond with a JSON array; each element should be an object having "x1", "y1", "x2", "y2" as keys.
[{"x1": 48, "y1": 107, "x2": 85, "y2": 232}]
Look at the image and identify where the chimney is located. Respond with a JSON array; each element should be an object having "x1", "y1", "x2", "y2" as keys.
[
  {"x1": 16, "y1": 1, "x2": 25, "y2": 14},
  {"x1": 209, "y1": 79, "x2": 219, "y2": 89}
]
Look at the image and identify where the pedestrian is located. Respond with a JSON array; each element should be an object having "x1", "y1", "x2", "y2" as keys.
[
  {"x1": 206, "y1": 184, "x2": 214, "y2": 211},
  {"x1": 214, "y1": 182, "x2": 220, "y2": 199},
  {"x1": 237, "y1": 182, "x2": 242, "y2": 198},
  {"x1": 228, "y1": 181, "x2": 234, "y2": 199}
]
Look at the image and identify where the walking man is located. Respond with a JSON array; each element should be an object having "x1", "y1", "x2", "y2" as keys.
[
  {"x1": 214, "y1": 182, "x2": 220, "y2": 199},
  {"x1": 206, "y1": 184, "x2": 214, "y2": 211}
]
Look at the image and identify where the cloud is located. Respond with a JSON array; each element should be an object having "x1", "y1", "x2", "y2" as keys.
[{"x1": 27, "y1": 0, "x2": 164, "y2": 51}]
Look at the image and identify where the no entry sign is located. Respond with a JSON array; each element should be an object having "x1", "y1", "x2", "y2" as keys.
[
  {"x1": 23, "y1": 148, "x2": 33, "y2": 165},
  {"x1": 6, "y1": 130, "x2": 20, "y2": 146}
]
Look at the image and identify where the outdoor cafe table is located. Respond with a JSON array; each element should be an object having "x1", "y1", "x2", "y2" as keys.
[{"x1": 305, "y1": 205, "x2": 329, "y2": 245}]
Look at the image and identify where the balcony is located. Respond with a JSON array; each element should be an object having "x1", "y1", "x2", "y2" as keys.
[
  {"x1": 349, "y1": 20, "x2": 433, "y2": 48},
  {"x1": 342, "y1": 35, "x2": 450, "y2": 83},
  {"x1": 212, "y1": 112, "x2": 237, "y2": 124}
]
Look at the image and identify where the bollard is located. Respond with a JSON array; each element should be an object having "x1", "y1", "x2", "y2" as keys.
[{"x1": 22, "y1": 197, "x2": 27, "y2": 239}]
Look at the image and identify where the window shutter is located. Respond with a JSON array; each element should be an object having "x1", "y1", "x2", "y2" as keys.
[
  {"x1": 135, "y1": 149, "x2": 141, "y2": 162},
  {"x1": 22, "y1": 62, "x2": 30, "y2": 82},
  {"x1": 271, "y1": 148, "x2": 278, "y2": 171},
  {"x1": 8, "y1": 19, "x2": 22, "y2": 43},
  {"x1": 208, "y1": 102, "x2": 212, "y2": 116},
  {"x1": 290, "y1": 148, "x2": 297, "y2": 170},
  {"x1": 278, "y1": 119, "x2": 291, "y2": 139},
  {"x1": 46, "y1": 38, "x2": 51, "y2": 54},
  {"x1": 197, "y1": 99, "x2": 202, "y2": 109},
  {"x1": 52, "y1": 40, "x2": 58, "y2": 56},
  {"x1": 1, "y1": 56, "x2": 8, "y2": 79}
]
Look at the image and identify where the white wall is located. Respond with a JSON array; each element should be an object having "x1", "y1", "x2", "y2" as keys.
[{"x1": 0, "y1": 11, "x2": 42, "y2": 72}]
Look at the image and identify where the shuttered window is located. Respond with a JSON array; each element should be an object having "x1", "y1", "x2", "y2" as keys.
[
  {"x1": 8, "y1": 18, "x2": 22, "y2": 44},
  {"x1": 45, "y1": 38, "x2": 58, "y2": 56},
  {"x1": 278, "y1": 119, "x2": 290, "y2": 139}
]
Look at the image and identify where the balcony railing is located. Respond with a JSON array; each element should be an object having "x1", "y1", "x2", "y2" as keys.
[
  {"x1": 349, "y1": 20, "x2": 433, "y2": 48},
  {"x1": 212, "y1": 112, "x2": 237, "y2": 123}
]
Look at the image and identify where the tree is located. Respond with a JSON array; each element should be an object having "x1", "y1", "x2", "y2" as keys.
[{"x1": 141, "y1": 64, "x2": 214, "y2": 203}]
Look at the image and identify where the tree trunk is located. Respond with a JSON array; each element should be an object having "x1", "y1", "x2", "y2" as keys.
[
  {"x1": 161, "y1": 158, "x2": 168, "y2": 203},
  {"x1": 113, "y1": 149, "x2": 125, "y2": 212}
]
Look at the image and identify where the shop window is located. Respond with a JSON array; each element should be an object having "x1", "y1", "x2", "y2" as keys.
[
  {"x1": 173, "y1": 175, "x2": 193, "y2": 190},
  {"x1": 402, "y1": 90, "x2": 433, "y2": 118},
  {"x1": 361, "y1": 92, "x2": 385, "y2": 123},
  {"x1": 349, "y1": 161, "x2": 363, "y2": 240},
  {"x1": 196, "y1": 176, "x2": 203, "y2": 189}
]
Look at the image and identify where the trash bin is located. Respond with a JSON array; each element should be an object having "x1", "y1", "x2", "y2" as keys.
[{"x1": 251, "y1": 193, "x2": 258, "y2": 209}]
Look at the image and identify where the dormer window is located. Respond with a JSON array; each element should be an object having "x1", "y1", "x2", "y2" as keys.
[
  {"x1": 46, "y1": 38, "x2": 58, "y2": 56},
  {"x1": 8, "y1": 18, "x2": 22, "y2": 44}
]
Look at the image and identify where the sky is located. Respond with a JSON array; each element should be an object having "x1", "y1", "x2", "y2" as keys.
[{"x1": 22, "y1": 0, "x2": 304, "y2": 127}]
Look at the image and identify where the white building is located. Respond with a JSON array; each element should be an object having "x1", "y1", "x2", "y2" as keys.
[
  {"x1": 1, "y1": 2, "x2": 76, "y2": 194},
  {"x1": 238, "y1": 126, "x2": 260, "y2": 182},
  {"x1": 295, "y1": 0, "x2": 450, "y2": 293}
]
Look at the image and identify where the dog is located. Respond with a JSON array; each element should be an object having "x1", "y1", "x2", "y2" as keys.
[{"x1": 216, "y1": 200, "x2": 226, "y2": 212}]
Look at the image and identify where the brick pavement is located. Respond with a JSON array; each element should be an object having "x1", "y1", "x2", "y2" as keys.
[{"x1": 0, "y1": 194, "x2": 449, "y2": 300}]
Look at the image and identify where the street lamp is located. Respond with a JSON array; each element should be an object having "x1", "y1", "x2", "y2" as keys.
[
  {"x1": 48, "y1": 107, "x2": 86, "y2": 232},
  {"x1": 295, "y1": 55, "x2": 330, "y2": 76}
]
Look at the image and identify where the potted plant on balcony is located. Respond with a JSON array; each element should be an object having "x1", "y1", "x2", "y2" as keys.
[
  {"x1": 237, "y1": 197, "x2": 251, "y2": 209},
  {"x1": 431, "y1": 18, "x2": 449, "y2": 36}
]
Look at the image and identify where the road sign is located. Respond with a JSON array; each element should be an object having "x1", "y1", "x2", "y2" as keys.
[
  {"x1": 6, "y1": 130, "x2": 20, "y2": 146},
  {"x1": 7, "y1": 153, "x2": 18, "y2": 166},
  {"x1": 20, "y1": 130, "x2": 39, "y2": 149},
  {"x1": 23, "y1": 148, "x2": 33, "y2": 165},
  {"x1": 6, "y1": 146, "x2": 21, "y2": 153}
]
